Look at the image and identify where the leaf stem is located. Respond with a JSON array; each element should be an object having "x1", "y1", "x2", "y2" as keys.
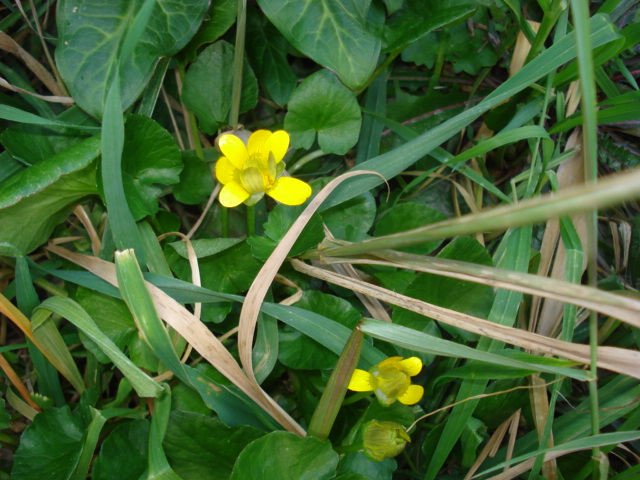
[{"x1": 229, "y1": 0, "x2": 247, "y2": 128}]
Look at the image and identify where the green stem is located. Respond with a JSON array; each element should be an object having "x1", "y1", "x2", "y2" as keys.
[
  {"x1": 288, "y1": 150, "x2": 327, "y2": 174},
  {"x1": 246, "y1": 204, "x2": 255, "y2": 236},
  {"x1": 524, "y1": 0, "x2": 566, "y2": 65},
  {"x1": 308, "y1": 327, "x2": 364, "y2": 440},
  {"x1": 229, "y1": 0, "x2": 247, "y2": 128},
  {"x1": 569, "y1": 0, "x2": 601, "y2": 476},
  {"x1": 221, "y1": 207, "x2": 229, "y2": 237}
]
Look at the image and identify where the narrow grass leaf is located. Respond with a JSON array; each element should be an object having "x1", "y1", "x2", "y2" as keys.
[{"x1": 35, "y1": 296, "x2": 163, "y2": 398}]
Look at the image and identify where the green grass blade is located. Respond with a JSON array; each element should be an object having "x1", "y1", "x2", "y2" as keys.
[
  {"x1": 70, "y1": 408, "x2": 107, "y2": 480},
  {"x1": 36, "y1": 296, "x2": 163, "y2": 398},
  {"x1": 101, "y1": 76, "x2": 146, "y2": 263}
]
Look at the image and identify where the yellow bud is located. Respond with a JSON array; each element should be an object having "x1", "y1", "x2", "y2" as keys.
[{"x1": 362, "y1": 420, "x2": 411, "y2": 462}]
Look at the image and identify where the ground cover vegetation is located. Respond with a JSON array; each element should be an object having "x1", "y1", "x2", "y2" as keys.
[{"x1": 0, "y1": 0, "x2": 639, "y2": 478}]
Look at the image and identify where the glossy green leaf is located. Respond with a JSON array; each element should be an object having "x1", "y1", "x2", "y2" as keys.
[
  {"x1": 93, "y1": 420, "x2": 150, "y2": 480},
  {"x1": 229, "y1": 431, "x2": 339, "y2": 480},
  {"x1": 247, "y1": 201, "x2": 324, "y2": 261},
  {"x1": 279, "y1": 291, "x2": 361, "y2": 370},
  {"x1": 182, "y1": 41, "x2": 258, "y2": 134},
  {"x1": 172, "y1": 151, "x2": 215, "y2": 205},
  {"x1": 373, "y1": 203, "x2": 447, "y2": 255},
  {"x1": 320, "y1": 186, "x2": 377, "y2": 242},
  {"x1": 168, "y1": 238, "x2": 244, "y2": 259},
  {"x1": 383, "y1": 1, "x2": 477, "y2": 52},
  {"x1": 246, "y1": 9, "x2": 297, "y2": 106},
  {"x1": 56, "y1": 0, "x2": 209, "y2": 117},
  {"x1": 163, "y1": 411, "x2": 265, "y2": 480},
  {"x1": 403, "y1": 237, "x2": 494, "y2": 341},
  {"x1": 337, "y1": 452, "x2": 396, "y2": 480},
  {"x1": 285, "y1": 70, "x2": 362, "y2": 154},
  {"x1": 109, "y1": 115, "x2": 182, "y2": 220},
  {"x1": 12, "y1": 406, "x2": 86, "y2": 480},
  {"x1": 178, "y1": 0, "x2": 237, "y2": 64},
  {"x1": 256, "y1": 0, "x2": 380, "y2": 90}
]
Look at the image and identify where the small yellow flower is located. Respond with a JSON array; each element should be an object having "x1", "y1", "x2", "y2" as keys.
[
  {"x1": 215, "y1": 129, "x2": 312, "y2": 208},
  {"x1": 348, "y1": 356, "x2": 424, "y2": 406},
  {"x1": 363, "y1": 420, "x2": 411, "y2": 462}
]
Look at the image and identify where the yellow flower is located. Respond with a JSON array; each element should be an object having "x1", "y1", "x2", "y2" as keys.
[
  {"x1": 363, "y1": 420, "x2": 411, "y2": 462},
  {"x1": 215, "y1": 129, "x2": 312, "y2": 208},
  {"x1": 348, "y1": 356, "x2": 424, "y2": 406}
]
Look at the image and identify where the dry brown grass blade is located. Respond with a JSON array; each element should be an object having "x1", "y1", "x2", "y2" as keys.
[
  {"x1": 530, "y1": 375, "x2": 557, "y2": 479},
  {"x1": 323, "y1": 225, "x2": 391, "y2": 322},
  {"x1": 0, "y1": 76, "x2": 73, "y2": 103},
  {"x1": 291, "y1": 259, "x2": 640, "y2": 379},
  {"x1": 535, "y1": 131, "x2": 587, "y2": 337},
  {"x1": 237, "y1": 171, "x2": 384, "y2": 383},
  {"x1": 485, "y1": 447, "x2": 588, "y2": 480},
  {"x1": 0, "y1": 31, "x2": 66, "y2": 97},
  {"x1": 0, "y1": 353, "x2": 41, "y2": 412},
  {"x1": 321, "y1": 247, "x2": 640, "y2": 330},
  {"x1": 47, "y1": 245, "x2": 305, "y2": 435}
]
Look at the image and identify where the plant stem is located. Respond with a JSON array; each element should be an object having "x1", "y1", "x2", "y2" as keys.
[
  {"x1": 229, "y1": 0, "x2": 247, "y2": 128},
  {"x1": 246, "y1": 204, "x2": 255, "y2": 236},
  {"x1": 569, "y1": 0, "x2": 601, "y2": 476}
]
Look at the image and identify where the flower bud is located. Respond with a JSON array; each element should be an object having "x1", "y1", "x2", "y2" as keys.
[{"x1": 362, "y1": 420, "x2": 411, "y2": 462}]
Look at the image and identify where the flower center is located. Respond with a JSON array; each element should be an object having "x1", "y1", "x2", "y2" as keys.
[{"x1": 371, "y1": 365, "x2": 410, "y2": 404}]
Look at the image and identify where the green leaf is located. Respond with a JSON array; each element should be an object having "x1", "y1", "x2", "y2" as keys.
[
  {"x1": 320, "y1": 186, "x2": 377, "y2": 242},
  {"x1": 247, "y1": 201, "x2": 324, "y2": 261},
  {"x1": 383, "y1": 1, "x2": 477, "y2": 52},
  {"x1": 246, "y1": 9, "x2": 297, "y2": 106},
  {"x1": 256, "y1": 0, "x2": 380, "y2": 90},
  {"x1": 285, "y1": 70, "x2": 362, "y2": 154},
  {"x1": 182, "y1": 41, "x2": 258, "y2": 134},
  {"x1": 93, "y1": 420, "x2": 150, "y2": 480},
  {"x1": 114, "y1": 115, "x2": 182, "y2": 220},
  {"x1": 168, "y1": 238, "x2": 244, "y2": 259},
  {"x1": 279, "y1": 291, "x2": 361, "y2": 370},
  {"x1": 12, "y1": 406, "x2": 86, "y2": 480},
  {"x1": 403, "y1": 237, "x2": 494, "y2": 341},
  {"x1": 0, "y1": 399, "x2": 10, "y2": 430},
  {"x1": 337, "y1": 452, "x2": 396, "y2": 480},
  {"x1": 373, "y1": 203, "x2": 447, "y2": 255},
  {"x1": 172, "y1": 151, "x2": 215, "y2": 205},
  {"x1": 164, "y1": 411, "x2": 265, "y2": 480},
  {"x1": 0, "y1": 138, "x2": 98, "y2": 253},
  {"x1": 55, "y1": 0, "x2": 209, "y2": 118},
  {"x1": 230, "y1": 431, "x2": 339, "y2": 480},
  {"x1": 178, "y1": 0, "x2": 237, "y2": 64}
]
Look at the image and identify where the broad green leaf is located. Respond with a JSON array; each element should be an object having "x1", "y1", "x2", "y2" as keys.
[
  {"x1": 182, "y1": 41, "x2": 258, "y2": 134},
  {"x1": 56, "y1": 0, "x2": 209, "y2": 118},
  {"x1": 337, "y1": 452, "x2": 396, "y2": 480},
  {"x1": 163, "y1": 411, "x2": 265, "y2": 480},
  {"x1": 0, "y1": 164, "x2": 97, "y2": 253},
  {"x1": 93, "y1": 420, "x2": 149, "y2": 480},
  {"x1": 178, "y1": 0, "x2": 237, "y2": 64},
  {"x1": 247, "y1": 201, "x2": 324, "y2": 261},
  {"x1": 230, "y1": 431, "x2": 339, "y2": 480},
  {"x1": 285, "y1": 70, "x2": 362, "y2": 154},
  {"x1": 246, "y1": 9, "x2": 297, "y2": 106},
  {"x1": 279, "y1": 291, "x2": 361, "y2": 370},
  {"x1": 320, "y1": 180, "x2": 377, "y2": 242},
  {"x1": 109, "y1": 115, "x2": 182, "y2": 220},
  {"x1": 172, "y1": 151, "x2": 215, "y2": 205},
  {"x1": 383, "y1": 1, "x2": 477, "y2": 52},
  {"x1": 12, "y1": 406, "x2": 86, "y2": 480},
  {"x1": 256, "y1": 0, "x2": 380, "y2": 90},
  {"x1": 403, "y1": 237, "x2": 494, "y2": 341},
  {"x1": 373, "y1": 203, "x2": 447, "y2": 255}
]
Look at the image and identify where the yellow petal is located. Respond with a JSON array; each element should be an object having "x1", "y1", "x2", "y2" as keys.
[
  {"x1": 219, "y1": 181, "x2": 250, "y2": 208},
  {"x1": 218, "y1": 134, "x2": 248, "y2": 169},
  {"x1": 378, "y1": 357, "x2": 404, "y2": 369},
  {"x1": 266, "y1": 177, "x2": 311, "y2": 205},
  {"x1": 348, "y1": 369, "x2": 374, "y2": 392},
  {"x1": 247, "y1": 129, "x2": 271, "y2": 157},
  {"x1": 215, "y1": 156, "x2": 237, "y2": 184},
  {"x1": 398, "y1": 357, "x2": 423, "y2": 377},
  {"x1": 264, "y1": 130, "x2": 289, "y2": 163},
  {"x1": 397, "y1": 384, "x2": 424, "y2": 405}
]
